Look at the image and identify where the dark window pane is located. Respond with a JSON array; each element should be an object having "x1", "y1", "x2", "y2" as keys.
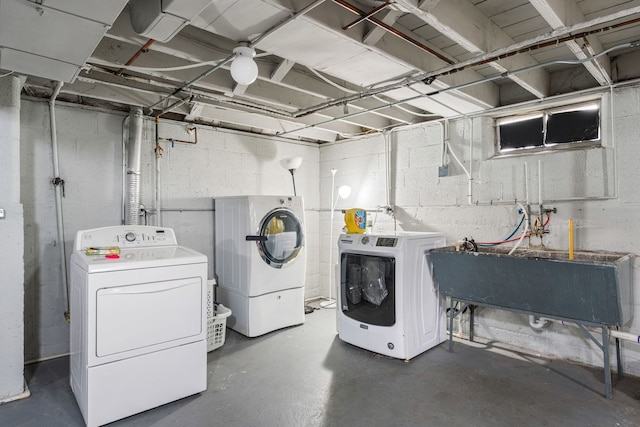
[
  {"x1": 546, "y1": 108, "x2": 599, "y2": 144},
  {"x1": 499, "y1": 116, "x2": 544, "y2": 150}
]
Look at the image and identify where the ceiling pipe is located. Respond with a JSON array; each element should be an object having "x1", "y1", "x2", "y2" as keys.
[
  {"x1": 146, "y1": 54, "x2": 235, "y2": 113},
  {"x1": 425, "y1": 14, "x2": 640, "y2": 84},
  {"x1": 94, "y1": 10, "x2": 640, "y2": 139},
  {"x1": 342, "y1": 0, "x2": 393, "y2": 30},
  {"x1": 155, "y1": 94, "x2": 194, "y2": 118},
  {"x1": 136, "y1": 1, "x2": 640, "y2": 130},
  {"x1": 277, "y1": 39, "x2": 638, "y2": 137},
  {"x1": 134, "y1": 3, "x2": 640, "y2": 131},
  {"x1": 117, "y1": 39, "x2": 155, "y2": 76},
  {"x1": 49, "y1": 81, "x2": 70, "y2": 323},
  {"x1": 332, "y1": 0, "x2": 454, "y2": 65},
  {"x1": 145, "y1": 0, "x2": 327, "y2": 115},
  {"x1": 430, "y1": 16, "x2": 640, "y2": 83},
  {"x1": 291, "y1": 14, "x2": 640, "y2": 120}
]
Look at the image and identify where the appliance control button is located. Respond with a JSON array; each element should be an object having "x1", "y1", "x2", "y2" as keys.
[
  {"x1": 361, "y1": 236, "x2": 369, "y2": 245},
  {"x1": 125, "y1": 232, "x2": 136, "y2": 242}
]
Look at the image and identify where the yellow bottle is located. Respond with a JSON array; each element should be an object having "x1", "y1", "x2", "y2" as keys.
[{"x1": 344, "y1": 209, "x2": 367, "y2": 234}]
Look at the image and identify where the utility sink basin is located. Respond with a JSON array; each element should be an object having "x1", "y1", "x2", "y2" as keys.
[{"x1": 430, "y1": 246, "x2": 635, "y2": 326}]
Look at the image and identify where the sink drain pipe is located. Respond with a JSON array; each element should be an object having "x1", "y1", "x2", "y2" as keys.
[
  {"x1": 528, "y1": 315, "x2": 550, "y2": 329},
  {"x1": 610, "y1": 329, "x2": 640, "y2": 343},
  {"x1": 528, "y1": 317, "x2": 640, "y2": 344}
]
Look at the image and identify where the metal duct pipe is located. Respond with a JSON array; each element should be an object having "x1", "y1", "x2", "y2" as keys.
[{"x1": 126, "y1": 107, "x2": 144, "y2": 225}]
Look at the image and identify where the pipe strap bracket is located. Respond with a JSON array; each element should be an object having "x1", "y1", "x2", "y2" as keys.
[{"x1": 51, "y1": 177, "x2": 65, "y2": 197}]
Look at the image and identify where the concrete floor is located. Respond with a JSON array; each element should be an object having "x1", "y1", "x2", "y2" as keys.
[{"x1": 2, "y1": 303, "x2": 640, "y2": 426}]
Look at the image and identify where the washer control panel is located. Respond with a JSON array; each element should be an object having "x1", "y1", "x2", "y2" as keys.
[
  {"x1": 278, "y1": 196, "x2": 303, "y2": 209},
  {"x1": 338, "y1": 234, "x2": 399, "y2": 248},
  {"x1": 74, "y1": 226, "x2": 178, "y2": 251}
]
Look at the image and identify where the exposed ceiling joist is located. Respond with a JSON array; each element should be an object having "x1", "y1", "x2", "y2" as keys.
[
  {"x1": 395, "y1": 0, "x2": 550, "y2": 98},
  {"x1": 4, "y1": 0, "x2": 640, "y2": 143},
  {"x1": 530, "y1": 0, "x2": 611, "y2": 85}
]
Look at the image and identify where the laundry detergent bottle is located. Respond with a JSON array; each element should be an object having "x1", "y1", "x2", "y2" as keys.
[{"x1": 344, "y1": 208, "x2": 367, "y2": 234}]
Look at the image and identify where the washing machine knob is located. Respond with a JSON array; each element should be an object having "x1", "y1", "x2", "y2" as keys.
[
  {"x1": 125, "y1": 232, "x2": 136, "y2": 242},
  {"x1": 361, "y1": 236, "x2": 369, "y2": 245}
]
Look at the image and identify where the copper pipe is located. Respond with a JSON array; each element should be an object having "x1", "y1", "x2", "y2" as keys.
[
  {"x1": 343, "y1": 0, "x2": 393, "y2": 30},
  {"x1": 332, "y1": 0, "x2": 454, "y2": 65},
  {"x1": 435, "y1": 16, "x2": 640, "y2": 79},
  {"x1": 117, "y1": 39, "x2": 156, "y2": 75}
]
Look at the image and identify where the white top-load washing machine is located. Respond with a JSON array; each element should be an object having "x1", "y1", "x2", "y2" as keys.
[
  {"x1": 337, "y1": 232, "x2": 446, "y2": 360},
  {"x1": 70, "y1": 226, "x2": 207, "y2": 427},
  {"x1": 214, "y1": 195, "x2": 306, "y2": 337}
]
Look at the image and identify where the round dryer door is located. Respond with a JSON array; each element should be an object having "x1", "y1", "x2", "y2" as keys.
[{"x1": 256, "y1": 208, "x2": 304, "y2": 268}]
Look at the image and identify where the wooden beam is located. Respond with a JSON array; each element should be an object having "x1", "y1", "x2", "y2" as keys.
[
  {"x1": 397, "y1": 0, "x2": 550, "y2": 98},
  {"x1": 270, "y1": 59, "x2": 295, "y2": 82},
  {"x1": 530, "y1": 0, "x2": 611, "y2": 85}
]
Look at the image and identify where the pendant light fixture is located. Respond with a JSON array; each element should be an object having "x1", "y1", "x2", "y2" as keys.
[{"x1": 230, "y1": 44, "x2": 259, "y2": 85}]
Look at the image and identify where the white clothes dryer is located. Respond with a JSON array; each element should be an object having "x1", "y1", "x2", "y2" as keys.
[
  {"x1": 214, "y1": 195, "x2": 306, "y2": 337},
  {"x1": 337, "y1": 232, "x2": 446, "y2": 360},
  {"x1": 70, "y1": 226, "x2": 207, "y2": 427}
]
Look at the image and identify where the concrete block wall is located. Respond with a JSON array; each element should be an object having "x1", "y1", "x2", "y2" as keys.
[
  {"x1": 319, "y1": 85, "x2": 640, "y2": 376},
  {"x1": 21, "y1": 101, "x2": 126, "y2": 361},
  {"x1": 138, "y1": 120, "x2": 320, "y2": 293},
  {"x1": 19, "y1": 101, "x2": 320, "y2": 362},
  {"x1": 0, "y1": 75, "x2": 26, "y2": 401}
]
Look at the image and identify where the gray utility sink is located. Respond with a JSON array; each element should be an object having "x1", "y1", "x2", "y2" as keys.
[{"x1": 429, "y1": 246, "x2": 635, "y2": 326}]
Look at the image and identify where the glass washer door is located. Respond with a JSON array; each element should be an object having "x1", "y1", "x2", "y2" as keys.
[
  {"x1": 340, "y1": 253, "x2": 396, "y2": 327},
  {"x1": 255, "y1": 208, "x2": 304, "y2": 269}
]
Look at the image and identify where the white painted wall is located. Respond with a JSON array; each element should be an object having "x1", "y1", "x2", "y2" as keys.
[
  {"x1": 12, "y1": 84, "x2": 640, "y2": 379},
  {"x1": 319, "y1": 85, "x2": 640, "y2": 376},
  {"x1": 19, "y1": 100, "x2": 320, "y2": 362},
  {"x1": 0, "y1": 75, "x2": 26, "y2": 401}
]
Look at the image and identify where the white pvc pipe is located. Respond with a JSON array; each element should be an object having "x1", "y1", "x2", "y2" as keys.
[
  {"x1": 538, "y1": 159, "x2": 543, "y2": 205},
  {"x1": 468, "y1": 118, "x2": 474, "y2": 206},
  {"x1": 528, "y1": 315, "x2": 549, "y2": 329},
  {"x1": 610, "y1": 329, "x2": 640, "y2": 343},
  {"x1": 154, "y1": 119, "x2": 162, "y2": 226},
  {"x1": 49, "y1": 81, "x2": 70, "y2": 321},
  {"x1": 524, "y1": 162, "x2": 530, "y2": 205}
]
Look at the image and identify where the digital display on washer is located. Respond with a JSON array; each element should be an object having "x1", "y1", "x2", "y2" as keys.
[{"x1": 376, "y1": 238, "x2": 397, "y2": 247}]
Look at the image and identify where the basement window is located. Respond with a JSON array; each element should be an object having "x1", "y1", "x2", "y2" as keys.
[{"x1": 497, "y1": 102, "x2": 600, "y2": 154}]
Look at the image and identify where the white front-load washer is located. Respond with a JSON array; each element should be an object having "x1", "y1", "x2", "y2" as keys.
[
  {"x1": 70, "y1": 226, "x2": 207, "y2": 427},
  {"x1": 214, "y1": 195, "x2": 306, "y2": 337},
  {"x1": 337, "y1": 232, "x2": 446, "y2": 360}
]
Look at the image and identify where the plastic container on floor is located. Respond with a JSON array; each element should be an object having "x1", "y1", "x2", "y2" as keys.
[{"x1": 207, "y1": 282, "x2": 231, "y2": 352}]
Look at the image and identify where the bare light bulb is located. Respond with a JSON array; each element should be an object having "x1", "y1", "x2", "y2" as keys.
[
  {"x1": 230, "y1": 46, "x2": 258, "y2": 85},
  {"x1": 338, "y1": 185, "x2": 351, "y2": 199}
]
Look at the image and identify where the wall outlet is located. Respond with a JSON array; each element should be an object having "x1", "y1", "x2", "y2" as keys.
[
  {"x1": 0, "y1": 208, "x2": 5, "y2": 219},
  {"x1": 438, "y1": 164, "x2": 449, "y2": 177}
]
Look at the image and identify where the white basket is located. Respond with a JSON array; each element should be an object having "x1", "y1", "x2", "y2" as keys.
[{"x1": 207, "y1": 283, "x2": 231, "y2": 352}]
